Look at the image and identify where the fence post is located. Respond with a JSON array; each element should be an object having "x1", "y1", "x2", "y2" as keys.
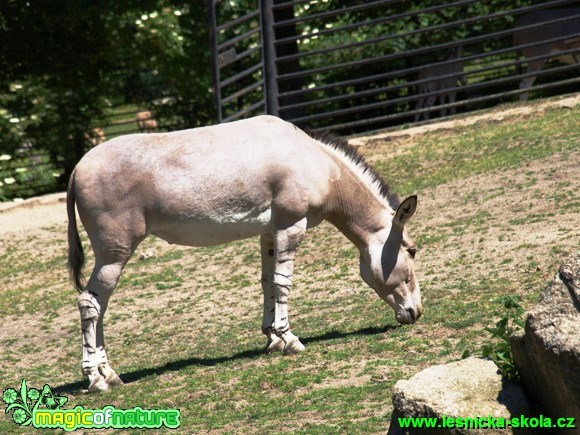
[
  {"x1": 259, "y1": 0, "x2": 280, "y2": 116},
  {"x1": 273, "y1": 0, "x2": 304, "y2": 124},
  {"x1": 207, "y1": 0, "x2": 223, "y2": 123}
]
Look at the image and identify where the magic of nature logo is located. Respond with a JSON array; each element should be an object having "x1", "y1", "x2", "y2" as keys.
[{"x1": 3, "y1": 379, "x2": 180, "y2": 431}]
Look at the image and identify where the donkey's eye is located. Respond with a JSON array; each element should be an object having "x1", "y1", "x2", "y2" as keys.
[{"x1": 407, "y1": 247, "x2": 417, "y2": 259}]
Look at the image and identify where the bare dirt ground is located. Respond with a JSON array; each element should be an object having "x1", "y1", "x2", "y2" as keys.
[{"x1": 0, "y1": 192, "x2": 67, "y2": 235}]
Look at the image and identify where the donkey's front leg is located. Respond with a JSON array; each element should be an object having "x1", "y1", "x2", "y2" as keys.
[
  {"x1": 272, "y1": 218, "x2": 307, "y2": 355},
  {"x1": 260, "y1": 234, "x2": 285, "y2": 353}
]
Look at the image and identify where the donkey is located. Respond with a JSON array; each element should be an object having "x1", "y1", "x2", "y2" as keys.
[
  {"x1": 415, "y1": 46, "x2": 465, "y2": 122},
  {"x1": 514, "y1": 9, "x2": 580, "y2": 101},
  {"x1": 67, "y1": 115, "x2": 422, "y2": 392}
]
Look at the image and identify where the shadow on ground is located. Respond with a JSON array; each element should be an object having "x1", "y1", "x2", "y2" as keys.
[{"x1": 55, "y1": 324, "x2": 398, "y2": 394}]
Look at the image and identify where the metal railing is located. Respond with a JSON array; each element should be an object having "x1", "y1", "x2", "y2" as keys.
[{"x1": 209, "y1": 0, "x2": 580, "y2": 133}]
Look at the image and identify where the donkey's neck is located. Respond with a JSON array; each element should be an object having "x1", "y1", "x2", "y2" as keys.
[
  {"x1": 310, "y1": 135, "x2": 398, "y2": 250},
  {"x1": 325, "y1": 158, "x2": 394, "y2": 251}
]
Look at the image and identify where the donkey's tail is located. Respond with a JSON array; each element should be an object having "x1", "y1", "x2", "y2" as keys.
[{"x1": 67, "y1": 168, "x2": 85, "y2": 292}]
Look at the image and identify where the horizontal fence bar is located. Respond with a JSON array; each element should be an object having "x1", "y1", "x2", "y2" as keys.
[
  {"x1": 274, "y1": 0, "x2": 400, "y2": 29},
  {"x1": 219, "y1": 45, "x2": 262, "y2": 69},
  {"x1": 220, "y1": 62, "x2": 263, "y2": 88},
  {"x1": 277, "y1": 0, "x2": 579, "y2": 65},
  {"x1": 272, "y1": 0, "x2": 329, "y2": 10},
  {"x1": 222, "y1": 80, "x2": 264, "y2": 104},
  {"x1": 277, "y1": 12, "x2": 580, "y2": 83},
  {"x1": 284, "y1": 62, "x2": 580, "y2": 125},
  {"x1": 315, "y1": 77, "x2": 580, "y2": 133},
  {"x1": 223, "y1": 99, "x2": 266, "y2": 122},
  {"x1": 275, "y1": 0, "x2": 576, "y2": 46},
  {"x1": 217, "y1": 27, "x2": 261, "y2": 52},
  {"x1": 217, "y1": 9, "x2": 260, "y2": 33},
  {"x1": 279, "y1": 41, "x2": 580, "y2": 108}
]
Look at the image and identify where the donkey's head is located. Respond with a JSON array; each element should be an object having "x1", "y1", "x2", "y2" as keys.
[{"x1": 359, "y1": 196, "x2": 422, "y2": 325}]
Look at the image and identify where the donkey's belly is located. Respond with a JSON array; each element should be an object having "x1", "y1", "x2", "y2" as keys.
[{"x1": 150, "y1": 208, "x2": 272, "y2": 247}]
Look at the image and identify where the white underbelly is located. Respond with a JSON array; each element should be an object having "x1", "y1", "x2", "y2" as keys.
[{"x1": 151, "y1": 208, "x2": 272, "y2": 247}]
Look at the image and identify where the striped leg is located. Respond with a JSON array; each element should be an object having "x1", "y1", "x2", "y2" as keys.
[
  {"x1": 79, "y1": 260, "x2": 125, "y2": 392},
  {"x1": 272, "y1": 218, "x2": 307, "y2": 355},
  {"x1": 78, "y1": 291, "x2": 107, "y2": 391},
  {"x1": 261, "y1": 234, "x2": 284, "y2": 352},
  {"x1": 95, "y1": 297, "x2": 124, "y2": 388}
]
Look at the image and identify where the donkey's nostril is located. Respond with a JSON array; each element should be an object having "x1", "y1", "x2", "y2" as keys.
[{"x1": 407, "y1": 307, "x2": 417, "y2": 323}]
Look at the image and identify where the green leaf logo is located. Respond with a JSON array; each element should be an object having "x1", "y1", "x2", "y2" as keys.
[
  {"x1": 3, "y1": 379, "x2": 67, "y2": 427},
  {"x1": 2, "y1": 388, "x2": 17, "y2": 405},
  {"x1": 39, "y1": 384, "x2": 67, "y2": 410}
]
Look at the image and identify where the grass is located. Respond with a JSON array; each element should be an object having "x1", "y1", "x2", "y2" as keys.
[
  {"x1": 0, "y1": 101, "x2": 579, "y2": 433},
  {"x1": 375, "y1": 107, "x2": 579, "y2": 196}
]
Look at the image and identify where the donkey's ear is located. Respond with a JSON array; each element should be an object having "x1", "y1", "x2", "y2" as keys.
[{"x1": 394, "y1": 195, "x2": 417, "y2": 228}]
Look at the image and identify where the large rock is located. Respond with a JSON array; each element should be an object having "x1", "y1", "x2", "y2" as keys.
[
  {"x1": 388, "y1": 357, "x2": 535, "y2": 434},
  {"x1": 510, "y1": 251, "x2": 580, "y2": 423}
]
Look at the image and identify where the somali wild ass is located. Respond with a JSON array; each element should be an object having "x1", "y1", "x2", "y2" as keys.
[
  {"x1": 514, "y1": 9, "x2": 580, "y2": 100},
  {"x1": 67, "y1": 115, "x2": 422, "y2": 392},
  {"x1": 415, "y1": 46, "x2": 465, "y2": 122}
]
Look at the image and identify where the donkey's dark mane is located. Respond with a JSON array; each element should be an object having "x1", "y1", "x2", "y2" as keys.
[{"x1": 307, "y1": 130, "x2": 401, "y2": 210}]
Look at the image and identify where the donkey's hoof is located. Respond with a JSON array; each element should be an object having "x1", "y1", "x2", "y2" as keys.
[
  {"x1": 284, "y1": 339, "x2": 305, "y2": 355},
  {"x1": 104, "y1": 371, "x2": 124, "y2": 387},
  {"x1": 99, "y1": 364, "x2": 124, "y2": 387},
  {"x1": 266, "y1": 336, "x2": 285, "y2": 353},
  {"x1": 87, "y1": 376, "x2": 110, "y2": 393}
]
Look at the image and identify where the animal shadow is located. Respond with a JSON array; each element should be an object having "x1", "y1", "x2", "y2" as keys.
[{"x1": 55, "y1": 324, "x2": 399, "y2": 394}]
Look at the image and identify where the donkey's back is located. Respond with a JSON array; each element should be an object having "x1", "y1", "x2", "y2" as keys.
[
  {"x1": 514, "y1": 9, "x2": 580, "y2": 63},
  {"x1": 72, "y1": 116, "x2": 335, "y2": 248}
]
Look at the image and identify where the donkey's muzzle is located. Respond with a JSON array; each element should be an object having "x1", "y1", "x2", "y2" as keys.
[
  {"x1": 397, "y1": 306, "x2": 421, "y2": 325},
  {"x1": 407, "y1": 307, "x2": 421, "y2": 323}
]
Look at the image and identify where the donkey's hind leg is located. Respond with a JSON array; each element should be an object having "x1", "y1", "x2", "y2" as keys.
[
  {"x1": 78, "y1": 216, "x2": 146, "y2": 392},
  {"x1": 79, "y1": 257, "x2": 129, "y2": 392},
  {"x1": 93, "y1": 261, "x2": 127, "y2": 388},
  {"x1": 519, "y1": 58, "x2": 546, "y2": 101}
]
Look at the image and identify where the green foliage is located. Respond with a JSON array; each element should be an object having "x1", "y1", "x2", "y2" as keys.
[
  {"x1": 0, "y1": 153, "x2": 60, "y2": 201},
  {"x1": 0, "y1": 0, "x2": 215, "y2": 193},
  {"x1": 117, "y1": 3, "x2": 215, "y2": 128},
  {"x1": 480, "y1": 296, "x2": 526, "y2": 380}
]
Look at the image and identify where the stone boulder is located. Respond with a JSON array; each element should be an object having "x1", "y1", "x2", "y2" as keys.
[
  {"x1": 510, "y1": 251, "x2": 580, "y2": 423},
  {"x1": 388, "y1": 357, "x2": 535, "y2": 435}
]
